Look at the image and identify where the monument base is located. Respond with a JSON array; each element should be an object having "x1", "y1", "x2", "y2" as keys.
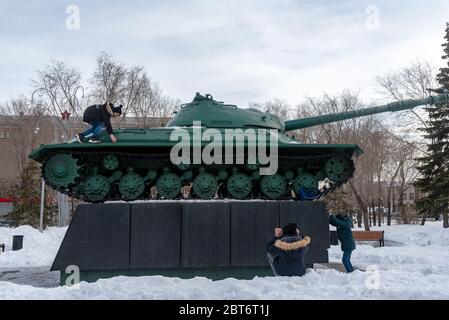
[
  {"x1": 53, "y1": 201, "x2": 329, "y2": 284},
  {"x1": 60, "y1": 266, "x2": 277, "y2": 285}
]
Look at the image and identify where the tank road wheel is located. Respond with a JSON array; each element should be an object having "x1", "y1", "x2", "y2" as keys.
[
  {"x1": 83, "y1": 175, "x2": 110, "y2": 202},
  {"x1": 156, "y1": 173, "x2": 181, "y2": 199},
  {"x1": 193, "y1": 173, "x2": 218, "y2": 199},
  {"x1": 119, "y1": 173, "x2": 145, "y2": 200},
  {"x1": 260, "y1": 174, "x2": 287, "y2": 199},
  {"x1": 293, "y1": 173, "x2": 319, "y2": 193},
  {"x1": 226, "y1": 173, "x2": 252, "y2": 199},
  {"x1": 324, "y1": 155, "x2": 354, "y2": 182},
  {"x1": 43, "y1": 154, "x2": 80, "y2": 189},
  {"x1": 103, "y1": 155, "x2": 119, "y2": 171}
]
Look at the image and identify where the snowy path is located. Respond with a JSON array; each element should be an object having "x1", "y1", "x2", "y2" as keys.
[
  {"x1": 0, "y1": 267, "x2": 59, "y2": 288},
  {"x1": 0, "y1": 222, "x2": 448, "y2": 299}
]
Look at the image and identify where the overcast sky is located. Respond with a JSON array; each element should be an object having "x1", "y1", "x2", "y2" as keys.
[{"x1": 0, "y1": 0, "x2": 448, "y2": 106}]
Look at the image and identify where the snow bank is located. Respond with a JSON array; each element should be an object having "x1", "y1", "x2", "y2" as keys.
[
  {"x1": 353, "y1": 221, "x2": 449, "y2": 247},
  {"x1": 0, "y1": 226, "x2": 66, "y2": 268},
  {"x1": 1, "y1": 267, "x2": 448, "y2": 300},
  {"x1": 330, "y1": 221, "x2": 449, "y2": 274},
  {"x1": 0, "y1": 221, "x2": 448, "y2": 299},
  {"x1": 329, "y1": 244, "x2": 449, "y2": 274}
]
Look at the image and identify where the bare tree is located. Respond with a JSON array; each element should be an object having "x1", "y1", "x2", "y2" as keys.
[
  {"x1": 249, "y1": 99, "x2": 292, "y2": 120},
  {"x1": 120, "y1": 66, "x2": 149, "y2": 121},
  {"x1": 126, "y1": 75, "x2": 177, "y2": 128},
  {"x1": 90, "y1": 51, "x2": 126, "y2": 104},
  {"x1": 370, "y1": 130, "x2": 389, "y2": 226},
  {"x1": 0, "y1": 97, "x2": 46, "y2": 173},
  {"x1": 375, "y1": 60, "x2": 437, "y2": 224},
  {"x1": 375, "y1": 60, "x2": 437, "y2": 101},
  {"x1": 375, "y1": 60, "x2": 437, "y2": 143},
  {"x1": 347, "y1": 117, "x2": 386, "y2": 231},
  {"x1": 31, "y1": 61, "x2": 85, "y2": 140},
  {"x1": 90, "y1": 53, "x2": 177, "y2": 128},
  {"x1": 384, "y1": 154, "x2": 401, "y2": 226},
  {"x1": 296, "y1": 90, "x2": 389, "y2": 231},
  {"x1": 395, "y1": 145, "x2": 419, "y2": 224}
]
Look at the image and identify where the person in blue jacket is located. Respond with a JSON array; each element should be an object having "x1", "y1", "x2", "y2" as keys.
[
  {"x1": 266, "y1": 223, "x2": 311, "y2": 276},
  {"x1": 329, "y1": 213, "x2": 356, "y2": 273}
]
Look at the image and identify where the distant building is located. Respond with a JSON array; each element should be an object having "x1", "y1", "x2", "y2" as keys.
[
  {"x1": 382, "y1": 182, "x2": 423, "y2": 214},
  {"x1": 343, "y1": 180, "x2": 424, "y2": 216},
  {"x1": 0, "y1": 114, "x2": 170, "y2": 193},
  {"x1": 0, "y1": 198, "x2": 13, "y2": 220}
]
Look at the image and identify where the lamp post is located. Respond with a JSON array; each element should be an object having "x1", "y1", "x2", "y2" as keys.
[
  {"x1": 58, "y1": 110, "x2": 71, "y2": 227},
  {"x1": 32, "y1": 125, "x2": 45, "y2": 233},
  {"x1": 39, "y1": 178, "x2": 45, "y2": 232}
]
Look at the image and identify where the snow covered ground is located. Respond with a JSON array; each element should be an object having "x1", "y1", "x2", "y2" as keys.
[
  {"x1": 0, "y1": 221, "x2": 448, "y2": 299},
  {"x1": 0, "y1": 226, "x2": 66, "y2": 268}
]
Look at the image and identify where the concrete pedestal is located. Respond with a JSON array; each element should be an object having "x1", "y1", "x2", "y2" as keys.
[{"x1": 52, "y1": 201, "x2": 330, "y2": 284}]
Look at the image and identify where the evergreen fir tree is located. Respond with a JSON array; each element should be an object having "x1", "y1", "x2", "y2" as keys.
[
  {"x1": 415, "y1": 23, "x2": 449, "y2": 228},
  {"x1": 6, "y1": 160, "x2": 56, "y2": 228}
]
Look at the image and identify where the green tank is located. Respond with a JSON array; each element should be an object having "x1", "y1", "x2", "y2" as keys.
[{"x1": 29, "y1": 93, "x2": 449, "y2": 203}]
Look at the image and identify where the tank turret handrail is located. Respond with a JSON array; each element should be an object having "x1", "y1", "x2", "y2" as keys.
[
  {"x1": 122, "y1": 128, "x2": 147, "y2": 134},
  {"x1": 284, "y1": 94, "x2": 449, "y2": 132},
  {"x1": 222, "y1": 104, "x2": 238, "y2": 109}
]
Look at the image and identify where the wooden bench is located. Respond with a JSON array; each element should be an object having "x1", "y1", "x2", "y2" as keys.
[
  {"x1": 352, "y1": 231, "x2": 385, "y2": 247},
  {"x1": 0, "y1": 243, "x2": 4, "y2": 252}
]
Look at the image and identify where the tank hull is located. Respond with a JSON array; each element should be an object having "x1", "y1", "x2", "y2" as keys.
[{"x1": 30, "y1": 128, "x2": 362, "y2": 203}]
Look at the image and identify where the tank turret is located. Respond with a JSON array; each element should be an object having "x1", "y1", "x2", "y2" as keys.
[
  {"x1": 29, "y1": 93, "x2": 449, "y2": 203},
  {"x1": 167, "y1": 92, "x2": 285, "y2": 131}
]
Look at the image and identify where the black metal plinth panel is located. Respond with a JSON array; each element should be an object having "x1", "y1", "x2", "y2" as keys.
[
  {"x1": 279, "y1": 201, "x2": 306, "y2": 232},
  {"x1": 230, "y1": 201, "x2": 279, "y2": 266},
  {"x1": 52, "y1": 200, "x2": 329, "y2": 273},
  {"x1": 130, "y1": 202, "x2": 181, "y2": 268},
  {"x1": 280, "y1": 201, "x2": 329, "y2": 264},
  {"x1": 303, "y1": 202, "x2": 329, "y2": 263},
  {"x1": 181, "y1": 202, "x2": 230, "y2": 267},
  {"x1": 51, "y1": 203, "x2": 130, "y2": 271}
]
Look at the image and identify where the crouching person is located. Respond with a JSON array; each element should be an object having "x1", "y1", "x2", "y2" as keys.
[
  {"x1": 76, "y1": 102, "x2": 122, "y2": 144},
  {"x1": 266, "y1": 223, "x2": 311, "y2": 276}
]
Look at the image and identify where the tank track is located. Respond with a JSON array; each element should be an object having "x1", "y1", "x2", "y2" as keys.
[{"x1": 41, "y1": 151, "x2": 354, "y2": 203}]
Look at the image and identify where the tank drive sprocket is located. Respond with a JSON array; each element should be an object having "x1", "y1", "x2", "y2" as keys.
[{"x1": 43, "y1": 154, "x2": 80, "y2": 189}]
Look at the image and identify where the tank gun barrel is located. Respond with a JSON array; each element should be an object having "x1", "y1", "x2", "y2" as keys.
[{"x1": 284, "y1": 94, "x2": 449, "y2": 132}]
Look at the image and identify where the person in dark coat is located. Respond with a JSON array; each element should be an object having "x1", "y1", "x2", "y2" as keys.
[
  {"x1": 75, "y1": 102, "x2": 122, "y2": 143},
  {"x1": 266, "y1": 223, "x2": 311, "y2": 276},
  {"x1": 329, "y1": 213, "x2": 356, "y2": 273}
]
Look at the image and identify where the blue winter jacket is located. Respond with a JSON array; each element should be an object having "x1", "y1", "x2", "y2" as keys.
[
  {"x1": 266, "y1": 235, "x2": 311, "y2": 276},
  {"x1": 329, "y1": 214, "x2": 356, "y2": 252}
]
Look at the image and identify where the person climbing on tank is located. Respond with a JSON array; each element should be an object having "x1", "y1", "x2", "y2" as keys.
[
  {"x1": 75, "y1": 102, "x2": 122, "y2": 144},
  {"x1": 329, "y1": 213, "x2": 356, "y2": 273},
  {"x1": 266, "y1": 223, "x2": 311, "y2": 276}
]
